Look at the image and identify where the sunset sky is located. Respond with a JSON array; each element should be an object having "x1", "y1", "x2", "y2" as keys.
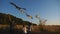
[{"x1": 0, "y1": 0, "x2": 60, "y2": 25}]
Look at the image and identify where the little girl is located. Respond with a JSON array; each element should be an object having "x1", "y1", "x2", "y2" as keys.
[{"x1": 22, "y1": 25, "x2": 28, "y2": 34}]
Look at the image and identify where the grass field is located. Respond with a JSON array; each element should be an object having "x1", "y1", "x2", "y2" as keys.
[{"x1": 0, "y1": 24, "x2": 60, "y2": 34}]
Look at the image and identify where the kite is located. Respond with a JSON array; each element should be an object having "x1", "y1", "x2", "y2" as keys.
[
  {"x1": 25, "y1": 13, "x2": 33, "y2": 19},
  {"x1": 35, "y1": 14, "x2": 40, "y2": 19},
  {"x1": 10, "y1": 2, "x2": 26, "y2": 13}
]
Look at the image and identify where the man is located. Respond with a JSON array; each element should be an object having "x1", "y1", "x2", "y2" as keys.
[{"x1": 27, "y1": 24, "x2": 32, "y2": 34}]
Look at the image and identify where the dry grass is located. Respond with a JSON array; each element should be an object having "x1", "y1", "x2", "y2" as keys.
[{"x1": 0, "y1": 24, "x2": 60, "y2": 34}]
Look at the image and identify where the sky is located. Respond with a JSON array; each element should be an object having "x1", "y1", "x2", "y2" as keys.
[{"x1": 0, "y1": 0, "x2": 60, "y2": 25}]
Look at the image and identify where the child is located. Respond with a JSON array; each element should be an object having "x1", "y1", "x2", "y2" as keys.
[{"x1": 22, "y1": 25, "x2": 28, "y2": 34}]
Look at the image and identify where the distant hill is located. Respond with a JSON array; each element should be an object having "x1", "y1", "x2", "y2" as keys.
[{"x1": 0, "y1": 13, "x2": 36, "y2": 25}]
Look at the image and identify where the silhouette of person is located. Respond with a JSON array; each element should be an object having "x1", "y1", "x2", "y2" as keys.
[
  {"x1": 27, "y1": 24, "x2": 32, "y2": 34},
  {"x1": 10, "y1": 21, "x2": 16, "y2": 34}
]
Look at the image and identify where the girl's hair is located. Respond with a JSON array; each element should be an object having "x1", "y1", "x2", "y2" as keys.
[{"x1": 23, "y1": 24, "x2": 25, "y2": 27}]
